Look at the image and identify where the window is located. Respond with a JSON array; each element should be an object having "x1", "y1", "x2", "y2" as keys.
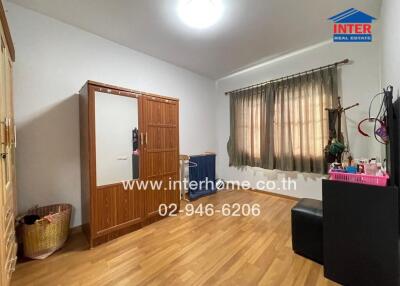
[{"x1": 227, "y1": 67, "x2": 338, "y2": 174}]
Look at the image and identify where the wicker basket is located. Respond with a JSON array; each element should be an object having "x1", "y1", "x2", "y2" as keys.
[{"x1": 21, "y1": 204, "x2": 72, "y2": 260}]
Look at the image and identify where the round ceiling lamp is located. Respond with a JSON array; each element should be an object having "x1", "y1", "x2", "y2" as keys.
[{"x1": 178, "y1": 0, "x2": 223, "y2": 29}]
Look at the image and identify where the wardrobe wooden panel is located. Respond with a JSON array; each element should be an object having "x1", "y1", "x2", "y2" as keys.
[
  {"x1": 93, "y1": 185, "x2": 117, "y2": 235},
  {"x1": 142, "y1": 98, "x2": 180, "y2": 218},
  {"x1": 0, "y1": 1, "x2": 16, "y2": 284},
  {"x1": 147, "y1": 151, "x2": 165, "y2": 178},
  {"x1": 165, "y1": 151, "x2": 179, "y2": 173},
  {"x1": 80, "y1": 82, "x2": 179, "y2": 247},
  {"x1": 115, "y1": 183, "x2": 144, "y2": 226},
  {"x1": 79, "y1": 83, "x2": 90, "y2": 240}
]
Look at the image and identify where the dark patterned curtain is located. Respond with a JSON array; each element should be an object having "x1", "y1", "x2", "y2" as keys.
[{"x1": 227, "y1": 66, "x2": 339, "y2": 174}]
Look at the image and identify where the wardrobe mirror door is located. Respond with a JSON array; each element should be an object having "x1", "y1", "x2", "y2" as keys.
[{"x1": 95, "y1": 92, "x2": 140, "y2": 186}]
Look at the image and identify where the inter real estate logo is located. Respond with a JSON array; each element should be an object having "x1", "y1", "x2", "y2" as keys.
[{"x1": 328, "y1": 8, "x2": 376, "y2": 42}]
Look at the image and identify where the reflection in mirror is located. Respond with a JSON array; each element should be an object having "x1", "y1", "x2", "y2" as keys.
[{"x1": 95, "y1": 92, "x2": 139, "y2": 186}]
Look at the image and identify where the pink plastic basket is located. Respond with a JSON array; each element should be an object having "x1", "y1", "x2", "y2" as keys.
[{"x1": 328, "y1": 170, "x2": 389, "y2": 187}]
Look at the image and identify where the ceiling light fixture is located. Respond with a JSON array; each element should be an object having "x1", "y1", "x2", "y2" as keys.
[{"x1": 178, "y1": 0, "x2": 223, "y2": 29}]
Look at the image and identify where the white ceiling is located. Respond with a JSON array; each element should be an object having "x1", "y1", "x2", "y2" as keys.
[{"x1": 9, "y1": 0, "x2": 381, "y2": 79}]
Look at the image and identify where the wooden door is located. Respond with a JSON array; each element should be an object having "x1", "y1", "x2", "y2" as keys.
[
  {"x1": 0, "y1": 44, "x2": 15, "y2": 223},
  {"x1": 142, "y1": 97, "x2": 180, "y2": 219},
  {"x1": 0, "y1": 41, "x2": 11, "y2": 208},
  {"x1": 0, "y1": 36, "x2": 6, "y2": 286},
  {"x1": 0, "y1": 41, "x2": 16, "y2": 285},
  {"x1": 0, "y1": 3, "x2": 16, "y2": 282},
  {"x1": 5, "y1": 53, "x2": 15, "y2": 210}
]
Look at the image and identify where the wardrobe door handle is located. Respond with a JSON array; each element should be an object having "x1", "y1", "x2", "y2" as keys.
[
  {"x1": 8, "y1": 118, "x2": 11, "y2": 145},
  {"x1": 145, "y1": 132, "x2": 148, "y2": 145},
  {"x1": 140, "y1": 132, "x2": 144, "y2": 145},
  {"x1": 0, "y1": 118, "x2": 10, "y2": 146},
  {"x1": 5, "y1": 117, "x2": 10, "y2": 146},
  {"x1": 0, "y1": 120, "x2": 6, "y2": 146},
  {"x1": 12, "y1": 124, "x2": 16, "y2": 148}
]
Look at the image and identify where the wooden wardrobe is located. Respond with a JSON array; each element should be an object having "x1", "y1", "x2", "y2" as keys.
[
  {"x1": 0, "y1": 1, "x2": 16, "y2": 285},
  {"x1": 80, "y1": 81, "x2": 180, "y2": 247}
]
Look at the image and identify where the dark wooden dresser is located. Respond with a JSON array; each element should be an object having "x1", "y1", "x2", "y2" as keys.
[{"x1": 322, "y1": 179, "x2": 399, "y2": 286}]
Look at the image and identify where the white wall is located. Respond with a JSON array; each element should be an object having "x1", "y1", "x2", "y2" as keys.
[
  {"x1": 216, "y1": 40, "x2": 382, "y2": 199},
  {"x1": 6, "y1": 3, "x2": 217, "y2": 226},
  {"x1": 381, "y1": 0, "x2": 400, "y2": 93}
]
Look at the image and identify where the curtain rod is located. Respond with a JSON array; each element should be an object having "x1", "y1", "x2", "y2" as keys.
[{"x1": 225, "y1": 58, "x2": 350, "y2": 95}]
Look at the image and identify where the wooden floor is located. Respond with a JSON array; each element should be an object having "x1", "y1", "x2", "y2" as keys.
[{"x1": 12, "y1": 190, "x2": 338, "y2": 286}]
